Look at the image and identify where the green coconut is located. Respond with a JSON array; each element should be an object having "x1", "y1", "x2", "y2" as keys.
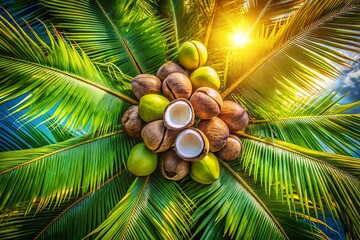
[
  {"x1": 127, "y1": 142, "x2": 158, "y2": 176},
  {"x1": 178, "y1": 41, "x2": 207, "y2": 70},
  {"x1": 190, "y1": 152, "x2": 220, "y2": 184},
  {"x1": 138, "y1": 93, "x2": 170, "y2": 122},
  {"x1": 189, "y1": 66, "x2": 220, "y2": 91}
]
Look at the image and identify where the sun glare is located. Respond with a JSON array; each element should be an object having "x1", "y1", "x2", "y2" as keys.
[{"x1": 232, "y1": 31, "x2": 249, "y2": 47}]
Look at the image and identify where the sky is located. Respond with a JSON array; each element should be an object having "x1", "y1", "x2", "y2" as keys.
[{"x1": 326, "y1": 52, "x2": 360, "y2": 113}]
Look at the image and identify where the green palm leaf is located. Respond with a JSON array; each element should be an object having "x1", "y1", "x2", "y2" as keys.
[
  {"x1": 246, "y1": 92, "x2": 360, "y2": 156},
  {"x1": 43, "y1": 0, "x2": 170, "y2": 76},
  {"x1": 0, "y1": 201, "x2": 74, "y2": 240},
  {"x1": 1, "y1": 0, "x2": 48, "y2": 30},
  {"x1": 244, "y1": 0, "x2": 305, "y2": 32},
  {"x1": 184, "y1": 162, "x2": 328, "y2": 239},
  {"x1": 36, "y1": 171, "x2": 134, "y2": 240},
  {"x1": 222, "y1": 0, "x2": 360, "y2": 119},
  {"x1": 89, "y1": 175, "x2": 193, "y2": 239},
  {"x1": 0, "y1": 171, "x2": 133, "y2": 240},
  {"x1": 157, "y1": 0, "x2": 199, "y2": 51},
  {"x1": 1, "y1": 1, "x2": 359, "y2": 239},
  {"x1": 265, "y1": 138, "x2": 360, "y2": 178},
  {"x1": 0, "y1": 131, "x2": 137, "y2": 213},
  {"x1": 0, "y1": 13, "x2": 136, "y2": 134},
  {"x1": 238, "y1": 133, "x2": 360, "y2": 238},
  {"x1": 0, "y1": 104, "x2": 56, "y2": 151}
]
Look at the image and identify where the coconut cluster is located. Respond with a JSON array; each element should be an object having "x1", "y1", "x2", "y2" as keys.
[{"x1": 122, "y1": 40, "x2": 249, "y2": 184}]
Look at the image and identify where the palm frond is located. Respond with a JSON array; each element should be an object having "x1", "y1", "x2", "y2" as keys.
[
  {"x1": 246, "y1": 92, "x2": 360, "y2": 156},
  {"x1": 43, "y1": 0, "x2": 171, "y2": 76},
  {"x1": 201, "y1": 0, "x2": 245, "y2": 48},
  {"x1": 0, "y1": 171, "x2": 134, "y2": 240},
  {"x1": 184, "y1": 162, "x2": 328, "y2": 239},
  {"x1": 88, "y1": 175, "x2": 193, "y2": 240},
  {"x1": 36, "y1": 171, "x2": 134, "y2": 240},
  {"x1": 0, "y1": 1, "x2": 49, "y2": 30},
  {"x1": 221, "y1": 0, "x2": 360, "y2": 119},
  {"x1": 156, "y1": 0, "x2": 199, "y2": 51},
  {"x1": 0, "y1": 131, "x2": 137, "y2": 213},
  {"x1": 238, "y1": 133, "x2": 360, "y2": 238},
  {"x1": 244, "y1": 0, "x2": 305, "y2": 34},
  {"x1": 0, "y1": 199, "x2": 74, "y2": 240},
  {"x1": 229, "y1": 163, "x2": 340, "y2": 240},
  {"x1": 267, "y1": 138, "x2": 360, "y2": 178},
  {"x1": 0, "y1": 12, "x2": 136, "y2": 133},
  {"x1": 197, "y1": 0, "x2": 249, "y2": 84},
  {"x1": 0, "y1": 104, "x2": 55, "y2": 151}
]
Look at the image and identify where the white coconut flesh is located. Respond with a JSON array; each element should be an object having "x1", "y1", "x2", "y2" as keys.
[
  {"x1": 164, "y1": 101, "x2": 193, "y2": 129},
  {"x1": 175, "y1": 129, "x2": 204, "y2": 159}
]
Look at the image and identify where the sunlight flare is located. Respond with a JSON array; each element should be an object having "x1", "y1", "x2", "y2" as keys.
[{"x1": 231, "y1": 31, "x2": 249, "y2": 47}]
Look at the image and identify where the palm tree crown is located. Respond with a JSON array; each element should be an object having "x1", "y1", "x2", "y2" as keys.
[{"x1": 0, "y1": 0, "x2": 359, "y2": 239}]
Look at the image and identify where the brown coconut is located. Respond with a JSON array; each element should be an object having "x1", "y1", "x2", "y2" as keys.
[
  {"x1": 218, "y1": 100, "x2": 249, "y2": 132},
  {"x1": 141, "y1": 120, "x2": 179, "y2": 153},
  {"x1": 157, "y1": 61, "x2": 189, "y2": 81},
  {"x1": 162, "y1": 73, "x2": 192, "y2": 101},
  {"x1": 197, "y1": 117, "x2": 229, "y2": 152},
  {"x1": 131, "y1": 74, "x2": 162, "y2": 99},
  {"x1": 160, "y1": 148, "x2": 189, "y2": 181},
  {"x1": 190, "y1": 87, "x2": 223, "y2": 119},
  {"x1": 174, "y1": 128, "x2": 209, "y2": 162},
  {"x1": 163, "y1": 98, "x2": 194, "y2": 130},
  {"x1": 120, "y1": 106, "x2": 145, "y2": 138},
  {"x1": 217, "y1": 134, "x2": 242, "y2": 161}
]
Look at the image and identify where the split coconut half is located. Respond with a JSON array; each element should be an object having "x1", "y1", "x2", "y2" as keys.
[
  {"x1": 163, "y1": 99, "x2": 194, "y2": 130},
  {"x1": 174, "y1": 128, "x2": 209, "y2": 161}
]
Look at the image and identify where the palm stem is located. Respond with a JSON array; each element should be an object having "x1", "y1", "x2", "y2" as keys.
[{"x1": 169, "y1": 0, "x2": 179, "y2": 50}]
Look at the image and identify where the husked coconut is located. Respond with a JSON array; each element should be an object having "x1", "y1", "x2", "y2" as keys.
[
  {"x1": 157, "y1": 61, "x2": 189, "y2": 81},
  {"x1": 131, "y1": 74, "x2": 161, "y2": 99},
  {"x1": 160, "y1": 148, "x2": 189, "y2": 181},
  {"x1": 197, "y1": 117, "x2": 229, "y2": 152},
  {"x1": 174, "y1": 128, "x2": 209, "y2": 161},
  {"x1": 217, "y1": 134, "x2": 242, "y2": 161},
  {"x1": 141, "y1": 120, "x2": 179, "y2": 153},
  {"x1": 162, "y1": 73, "x2": 192, "y2": 100},
  {"x1": 218, "y1": 100, "x2": 249, "y2": 132},
  {"x1": 163, "y1": 99, "x2": 194, "y2": 130},
  {"x1": 190, "y1": 87, "x2": 223, "y2": 119},
  {"x1": 120, "y1": 106, "x2": 145, "y2": 138}
]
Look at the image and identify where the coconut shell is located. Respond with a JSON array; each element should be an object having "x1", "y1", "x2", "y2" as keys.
[
  {"x1": 131, "y1": 74, "x2": 162, "y2": 99},
  {"x1": 160, "y1": 148, "x2": 189, "y2": 181},
  {"x1": 162, "y1": 73, "x2": 192, "y2": 101},
  {"x1": 157, "y1": 61, "x2": 189, "y2": 81},
  {"x1": 120, "y1": 106, "x2": 145, "y2": 138},
  {"x1": 141, "y1": 120, "x2": 179, "y2": 153},
  {"x1": 218, "y1": 100, "x2": 249, "y2": 132},
  {"x1": 217, "y1": 134, "x2": 242, "y2": 161},
  {"x1": 163, "y1": 98, "x2": 194, "y2": 130},
  {"x1": 190, "y1": 87, "x2": 223, "y2": 119},
  {"x1": 174, "y1": 128, "x2": 209, "y2": 162},
  {"x1": 197, "y1": 117, "x2": 229, "y2": 152}
]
